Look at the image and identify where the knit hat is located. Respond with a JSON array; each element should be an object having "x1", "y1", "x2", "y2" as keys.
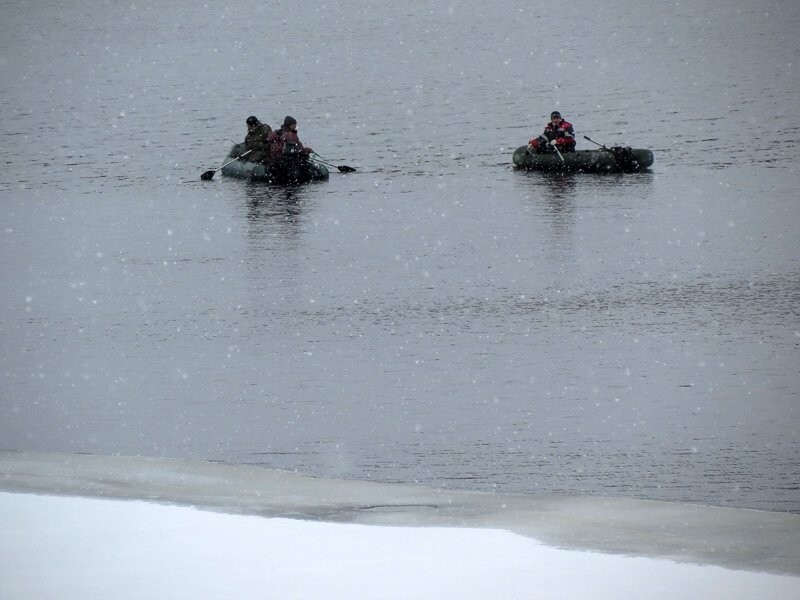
[{"x1": 283, "y1": 115, "x2": 297, "y2": 127}]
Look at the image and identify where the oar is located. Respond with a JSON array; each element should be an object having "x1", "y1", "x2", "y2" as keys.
[
  {"x1": 583, "y1": 135, "x2": 609, "y2": 150},
  {"x1": 311, "y1": 153, "x2": 356, "y2": 173},
  {"x1": 200, "y1": 149, "x2": 253, "y2": 180},
  {"x1": 552, "y1": 142, "x2": 565, "y2": 163}
]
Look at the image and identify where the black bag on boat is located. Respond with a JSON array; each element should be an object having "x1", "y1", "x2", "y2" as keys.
[{"x1": 609, "y1": 146, "x2": 638, "y2": 170}]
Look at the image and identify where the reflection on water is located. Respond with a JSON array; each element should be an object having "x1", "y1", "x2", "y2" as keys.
[
  {"x1": 514, "y1": 169, "x2": 655, "y2": 202},
  {"x1": 512, "y1": 170, "x2": 657, "y2": 269},
  {"x1": 244, "y1": 185, "x2": 306, "y2": 225},
  {"x1": 541, "y1": 173, "x2": 579, "y2": 202}
]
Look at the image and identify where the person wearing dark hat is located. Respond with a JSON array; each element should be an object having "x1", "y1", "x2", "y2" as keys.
[
  {"x1": 528, "y1": 111, "x2": 576, "y2": 154},
  {"x1": 243, "y1": 116, "x2": 273, "y2": 163},
  {"x1": 267, "y1": 115, "x2": 314, "y2": 160}
]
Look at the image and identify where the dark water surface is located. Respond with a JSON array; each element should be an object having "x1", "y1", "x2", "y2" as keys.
[{"x1": 1, "y1": 0, "x2": 799, "y2": 512}]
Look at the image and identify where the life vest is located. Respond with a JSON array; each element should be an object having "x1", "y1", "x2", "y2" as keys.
[{"x1": 545, "y1": 120, "x2": 575, "y2": 145}]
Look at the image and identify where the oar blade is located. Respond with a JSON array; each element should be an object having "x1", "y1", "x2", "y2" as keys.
[
  {"x1": 337, "y1": 165, "x2": 356, "y2": 173},
  {"x1": 200, "y1": 170, "x2": 216, "y2": 181}
]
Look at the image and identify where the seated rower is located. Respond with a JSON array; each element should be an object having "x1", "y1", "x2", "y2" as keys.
[
  {"x1": 267, "y1": 116, "x2": 314, "y2": 160},
  {"x1": 528, "y1": 111, "x2": 576, "y2": 154},
  {"x1": 244, "y1": 115, "x2": 273, "y2": 163}
]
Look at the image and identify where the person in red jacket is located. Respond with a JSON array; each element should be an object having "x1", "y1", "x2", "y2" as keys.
[
  {"x1": 528, "y1": 111, "x2": 576, "y2": 154},
  {"x1": 268, "y1": 116, "x2": 314, "y2": 160}
]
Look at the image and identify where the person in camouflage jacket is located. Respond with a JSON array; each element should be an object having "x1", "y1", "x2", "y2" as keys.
[{"x1": 244, "y1": 115, "x2": 273, "y2": 163}]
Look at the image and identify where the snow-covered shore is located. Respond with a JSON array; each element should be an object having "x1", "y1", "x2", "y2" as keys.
[
  {"x1": 3, "y1": 492, "x2": 799, "y2": 600},
  {"x1": 1, "y1": 452, "x2": 799, "y2": 599}
]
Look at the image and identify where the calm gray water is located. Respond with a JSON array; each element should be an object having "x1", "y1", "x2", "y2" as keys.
[{"x1": 1, "y1": 0, "x2": 799, "y2": 512}]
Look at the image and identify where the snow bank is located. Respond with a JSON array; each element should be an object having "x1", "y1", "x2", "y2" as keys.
[{"x1": 2, "y1": 492, "x2": 798, "y2": 600}]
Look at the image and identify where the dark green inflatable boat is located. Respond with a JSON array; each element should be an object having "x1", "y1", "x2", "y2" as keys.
[
  {"x1": 221, "y1": 143, "x2": 329, "y2": 184},
  {"x1": 513, "y1": 145, "x2": 654, "y2": 173}
]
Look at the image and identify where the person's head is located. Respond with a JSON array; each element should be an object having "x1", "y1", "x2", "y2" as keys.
[
  {"x1": 283, "y1": 115, "x2": 297, "y2": 130},
  {"x1": 246, "y1": 115, "x2": 260, "y2": 129},
  {"x1": 550, "y1": 111, "x2": 562, "y2": 124}
]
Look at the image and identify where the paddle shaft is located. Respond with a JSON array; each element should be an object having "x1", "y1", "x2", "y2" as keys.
[
  {"x1": 217, "y1": 149, "x2": 253, "y2": 171},
  {"x1": 311, "y1": 153, "x2": 356, "y2": 173},
  {"x1": 527, "y1": 139, "x2": 564, "y2": 162},
  {"x1": 583, "y1": 135, "x2": 607, "y2": 149},
  {"x1": 201, "y1": 149, "x2": 252, "y2": 180},
  {"x1": 310, "y1": 155, "x2": 337, "y2": 169}
]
